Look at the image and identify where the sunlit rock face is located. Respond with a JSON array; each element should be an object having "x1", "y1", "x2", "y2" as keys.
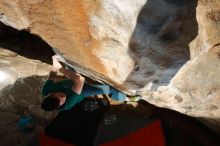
[
  {"x1": 0, "y1": 0, "x2": 196, "y2": 93},
  {"x1": 1, "y1": 0, "x2": 220, "y2": 134},
  {"x1": 141, "y1": 0, "x2": 220, "y2": 134},
  {"x1": 0, "y1": 49, "x2": 49, "y2": 111}
]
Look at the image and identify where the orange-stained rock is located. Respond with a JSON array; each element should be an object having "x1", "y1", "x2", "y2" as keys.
[
  {"x1": 0, "y1": 0, "x2": 194, "y2": 93},
  {"x1": 2, "y1": 0, "x2": 220, "y2": 135},
  {"x1": 0, "y1": 0, "x2": 143, "y2": 93}
]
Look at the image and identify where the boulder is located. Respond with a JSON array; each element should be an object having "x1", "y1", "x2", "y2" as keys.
[
  {"x1": 1, "y1": 0, "x2": 220, "y2": 134},
  {"x1": 0, "y1": 51, "x2": 58, "y2": 146},
  {"x1": 0, "y1": 0, "x2": 195, "y2": 93}
]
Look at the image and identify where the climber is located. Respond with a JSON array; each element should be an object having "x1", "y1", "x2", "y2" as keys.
[{"x1": 41, "y1": 55, "x2": 127, "y2": 111}]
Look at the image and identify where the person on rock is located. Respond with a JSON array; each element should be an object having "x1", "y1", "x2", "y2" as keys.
[{"x1": 41, "y1": 55, "x2": 126, "y2": 111}]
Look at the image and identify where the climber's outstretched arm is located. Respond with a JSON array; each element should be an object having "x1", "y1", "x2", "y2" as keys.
[{"x1": 51, "y1": 55, "x2": 85, "y2": 94}]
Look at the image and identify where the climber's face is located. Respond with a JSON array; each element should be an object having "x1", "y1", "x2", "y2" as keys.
[{"x1": 50, "y1": 92, "x2": 67, "y2": 106}]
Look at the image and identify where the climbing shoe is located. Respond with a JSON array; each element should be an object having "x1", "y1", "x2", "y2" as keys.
[{"x1": 125, "y1": 95, "x2": 142, "y2": 102}]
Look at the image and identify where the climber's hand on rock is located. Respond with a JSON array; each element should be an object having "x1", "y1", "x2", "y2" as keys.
[{"x1": 51, "y1": 55, "x2": 62, "y2": 72}]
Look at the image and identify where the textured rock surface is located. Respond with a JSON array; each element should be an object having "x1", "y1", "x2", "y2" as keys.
[
  {"x1": 0, "y1": 0, "x2": 195, "y2": 93},
  {"x1": 190, "y1": 0, "x2": 220, "y2": 58},
  {"x1": 0, "y1": 49, "x2": 57, "y2": 146},
  {"x1": 140, "y1": 0, "x2": 220, "y2": 134},
  {"x1": 1, "y1": 0, "x2": 220, "y2": 134}
]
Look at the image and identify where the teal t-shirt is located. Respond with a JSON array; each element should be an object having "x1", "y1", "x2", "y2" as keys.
[{"x1": 41, "y1": 79, "x2": 85, "y2": 111}]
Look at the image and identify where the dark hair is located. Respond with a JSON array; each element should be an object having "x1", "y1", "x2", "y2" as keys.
[{"x1": 41, "y1": 95, "x2": 60, "y2": 111}]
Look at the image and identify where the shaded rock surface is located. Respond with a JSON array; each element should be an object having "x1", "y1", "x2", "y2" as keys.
[
  {"x1": 141, "y1": 0, "x2": 220, "y2": 134},
  {"x1": 1, "y1": 0, "x2": 220, "y2": 137},
  {"x1": 0, "y1": 49, "x2": 57, "y2": 146}
]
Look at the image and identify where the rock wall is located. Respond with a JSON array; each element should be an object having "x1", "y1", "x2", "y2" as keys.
[
  {"x1": 0, "y1": 48, "x2": 57, "y2": 146},
  {"x1": 0, "y1": 0, "x2": 197, "y2": 93},
  {"x1": 1, "y1": 0, "x2": 220, "y2": 134},
  {"x1": 140, "y1": 0, "x2": 220, "y2": 134}
]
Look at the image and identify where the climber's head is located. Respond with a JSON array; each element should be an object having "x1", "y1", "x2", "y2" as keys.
[{"x1": 41, "y1": 92, "x2": 66, "y2": 111}]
